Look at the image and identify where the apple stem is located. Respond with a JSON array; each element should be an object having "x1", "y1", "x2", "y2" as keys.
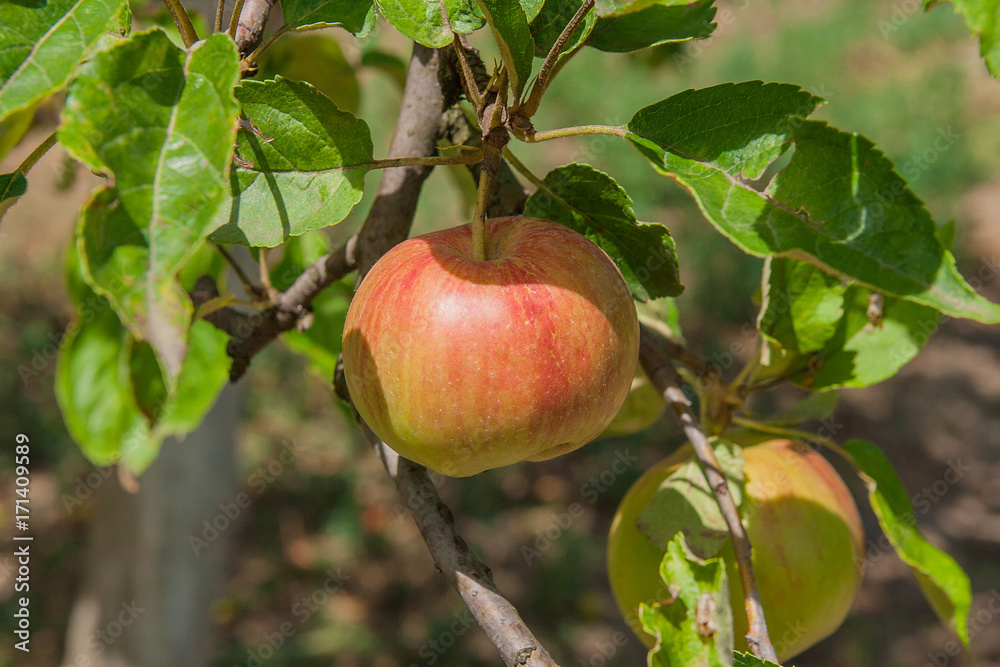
[{"x1": 471, "y1": 146, "x2": 499, "y2": 261}]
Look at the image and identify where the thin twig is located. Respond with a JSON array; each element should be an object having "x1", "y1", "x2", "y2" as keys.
[
  {"x1": 452, "y1": 34, "x2": 482, "y2": 107},
  {"x1": 213, "y1": 244, "x2": 261, "y2": 298},
  {"x1": 162, "y1": 0, "x2": 199, "y2": 47},
  {"x1": 214, "y1": 0, "x2": 226, "y2": 32},
  {"x1": 340, "y1": 406, "x2": 559, "y2": 666},
  {"x1": 15, "y1": 131, "x2": 58, "y2": 175},
  {"x1": 227, "y1": 0, "x2": 247, "y2": 39},
  {"x1": 513, "y1": 124, "x2": 628, "y2": 142},
  {"x1": 519, "y1": 0, "x2": 595, "y2": 116},
  {"x1": 638, "y1": 323, "x2": 779, "y2": 663}
]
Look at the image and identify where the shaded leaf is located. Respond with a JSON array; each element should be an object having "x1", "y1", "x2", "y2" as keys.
[
  {"x1": 641, "y1": 534, "x2": 734, "y2": 667},
  {"x1": 636, "y1": 440, "x2": 744, "y2": 559},
  {"x1": 280, "y1": 0, "x2": 376, "y2": 34},
  {"x1": 732, "y1": 652, "x2": 781, "y2": 667},
  {"x1": 0, "y1": 103, "x2": 38, "y2": 162},
  {"x1": 628, "y1": 81, "x2": 1000, "y2": 323},
  {"x1": 60, "y1": 30, "x2": 240, "y2": 379},
  {"x1": 57, "y1": 245, "x2": 231, "y2": 473},
  {"x1": 258, "y1": 34, "x2": 360, "y2": 113},
  {"x1": 0, "y1": 0, "x2": 125, "y2": 122},
  {"x1": 529, "y1": 0, "x2": 597, "y2": 57},
  {"x1": 844, "y1": 439, "x2": 972, "y2": 648},
  {"x1": 376, "y1": 0, "x2": 486, "y2": 47},
  {"x1": 760, "y1": 273, "x2": 939, "y2": 390},
  {"x1": 525, "y1": 163, "x2": 682, "y2": 300},
  {"x1": 762, "y1": 388, "x2": 840, "y2": 426},
  {"x1": 520, "y1": 0, "x2": 546, "y2": 21},
  {"x1": 209, "y1": 77, "x2": 372, "y2": 247},
  {"x1": 759, "y1": 257, "x2": 846, "y2": 355},
  {"x1": 475, "y1": 0, "x2": 535, "y2": 98},
  {"x1": 587, "y1": 0, "x2": 716, "y2": 52}
]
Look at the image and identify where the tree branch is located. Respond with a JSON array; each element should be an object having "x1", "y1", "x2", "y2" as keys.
[
  {"x1": 638, "y1": 323, "x2": 779, "y2": 663},
  {"x1": 359, "y1": 423, "x2": 559, "y2": 664},
  {"x1": 233, "y1": 0, "x2": 277, "y2": 57}
]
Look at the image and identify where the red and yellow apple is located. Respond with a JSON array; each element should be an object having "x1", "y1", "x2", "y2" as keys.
[
  {"x1": 607, "y1": 439, "x2": 864, "y2": 661},
  {"x1": 342, "y1": 216, "x2": 639, "y2": 477}
]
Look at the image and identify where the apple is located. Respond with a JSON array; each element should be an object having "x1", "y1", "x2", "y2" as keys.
[
  {"x1": 607, "y1": 439, "x2": 864, "y2": 661},
  {"x1": 600, "y1": 372, "x2": 666, "y2": 438},
  {"x1": 342, "y1": 216, "x2": 640, "y2": 477}
]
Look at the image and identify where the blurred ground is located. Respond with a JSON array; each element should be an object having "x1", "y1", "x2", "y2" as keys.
[{"x1": 1, "y1": 0, "x2": 1000, "y2": 666}]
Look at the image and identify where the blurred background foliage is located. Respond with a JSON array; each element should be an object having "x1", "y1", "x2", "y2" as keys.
[{"x1": 2, "y1": 0, "x2": 1000, "y2": 665}]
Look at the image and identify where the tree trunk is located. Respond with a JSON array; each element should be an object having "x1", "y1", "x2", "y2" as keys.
[{"x1": 63, "y1": 384, "x2": 242, "y2": 667}]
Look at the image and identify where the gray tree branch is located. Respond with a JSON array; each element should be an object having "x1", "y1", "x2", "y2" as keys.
[{"x1": 638, "y1": 322, "x2": 779, "y2": 662}]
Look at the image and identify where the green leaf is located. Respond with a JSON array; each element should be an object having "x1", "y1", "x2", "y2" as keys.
[
  {"x1": 640, "y1": 534, "x2": 734, "y2": 667},
  {"x1": 760, "y1": 257, "x2": 846, "y2": 355},
  {"x1": 0, "y1": 104, "x2": 38, "y2": 162},
  {"x1": 844, "y1": 439, "x2": 972, "y2": 649},
  {"x1": 57, "y1": 245, "x2": 231, "y2": 473},
  {"x1": 56, "y1": 293, "x2": 146, "y2": 467},
  {"x1": 60, "y1": 30, "x2": 240, "y2": 379},
  {"x1": 0, "y1": 0, "x2": 126, "y2": 122},
  {"x1": 596, "y1": 0, "x2": 690, "y2": 16},
  {"x1": 520, "y1": 0, "x2": 546, "y2": 21},
  {"x1": 279, "y1": 0, "x2": 377, "y2": 34},
  {"x1": 732, "y1": 652, "x2": 782, "y2": 667},
  {"x1": 0, "y1": 171, "x2": 28, "y2": 205},
  {"x1": 587, "y1": 0, "x2": 716, "y2": 52},
  {"x1": 258, "y1": 35, "x2": 360, "y2": 113},
  {"x1": 636, "y1": 440, "x2": 744, "y2": 559},
  {"x1": 628, "y1": 81, "x2": 1000, "y2": 323},
  {"x1": 208, "y1": 77, "x2": 373, "y2": 247},
  {"x1": 376, "y1": 0, "x2": 486, "y2": 47},
  {"x1": 760, "y1": 267, "x2": 939, "y2": 390},
  {"x1": 270, "y1": 233, "x2": 352, "y2": 378},
  {"x1": 529, "y1": 0, "x2": 597, "y2": 57},
  {"x1": 762, "y1": 388, "x2": 839, "y2": 426},
  {"x1": 925, "y1": 0, "x2": 1000, "y2": 78},
  {"x1": 475, "y1": 0, "x2": 535, "y2": 99},
  {"x1": 524, "y1": 163, "x2": 682, "y2": 300}
]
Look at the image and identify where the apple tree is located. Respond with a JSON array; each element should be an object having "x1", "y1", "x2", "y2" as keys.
[{"x1": 1, "y1": 0, "x2": 997, "y2": 664}]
